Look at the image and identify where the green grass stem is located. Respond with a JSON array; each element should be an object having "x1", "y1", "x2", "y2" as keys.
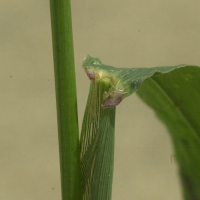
[{"x1": 49, "y1": 0, "x2": 82, "y2": 200}]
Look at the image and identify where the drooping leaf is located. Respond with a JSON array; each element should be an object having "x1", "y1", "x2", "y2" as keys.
[
  {"x1": 81, "y1": 55, "x2": 200, "y2": 200},
  {"x1": 136, "y1": 67, "x2": 200, "y2": 200}
]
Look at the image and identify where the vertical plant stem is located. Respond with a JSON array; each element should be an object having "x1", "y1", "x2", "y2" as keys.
[{"x1": 49, "y1": 1, "x2": 82, "y2": 200}]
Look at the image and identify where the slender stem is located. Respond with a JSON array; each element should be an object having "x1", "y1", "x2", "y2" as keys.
[{"x1": 49, "y1": 0, "x2": 82, "y2": 200}]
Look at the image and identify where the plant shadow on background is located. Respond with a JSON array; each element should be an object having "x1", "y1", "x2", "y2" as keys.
[{"x1": 50, "y1": 0, "x2": 200, "y2": 200}]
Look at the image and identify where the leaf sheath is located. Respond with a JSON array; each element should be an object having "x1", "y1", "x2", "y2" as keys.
[{"x1": 80, "y1": 80, "x2": 116, "y2": 200}]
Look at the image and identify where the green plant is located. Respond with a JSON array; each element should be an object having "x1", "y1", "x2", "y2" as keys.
[
  {"x1": 50, "y1": 1, "x2": 200, "y2": 200},
  {"x1": 49, "y1": 0, "x2": 81, "y2": 199}
]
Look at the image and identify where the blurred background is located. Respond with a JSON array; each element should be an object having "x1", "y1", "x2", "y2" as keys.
[{"x1": 1, "y1": 0, "x2": 200, "y2": 199}]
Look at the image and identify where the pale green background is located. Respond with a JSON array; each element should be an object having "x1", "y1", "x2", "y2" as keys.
[{"x1": 1, "y1": 0, "x2": 200, "y2": 199}]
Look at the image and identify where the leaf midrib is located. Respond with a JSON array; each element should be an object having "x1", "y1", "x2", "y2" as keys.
[{"x1": 148, "y1": 76, "x2": 200, "y2": 142}]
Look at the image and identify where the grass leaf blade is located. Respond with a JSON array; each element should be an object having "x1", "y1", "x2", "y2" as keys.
[{"x1": 137, "y1": 66, "x2": 200, "y2": 200}]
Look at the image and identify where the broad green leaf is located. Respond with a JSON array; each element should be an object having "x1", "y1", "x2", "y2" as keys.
[
  {"x1": 81, "y1": 55, "x2": 200, "y2": 200},
  {"x1": 137, "y1": 67, "x2": 200, "y2": 200}
]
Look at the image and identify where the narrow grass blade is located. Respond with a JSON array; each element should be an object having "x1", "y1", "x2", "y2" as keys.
[
  {"x1": 49, "y1": 1, "x2": 81, "y2": 200},
  {"x1": 82, "y1": 55, "x2": 200, "y2": 200}
]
